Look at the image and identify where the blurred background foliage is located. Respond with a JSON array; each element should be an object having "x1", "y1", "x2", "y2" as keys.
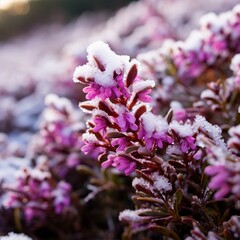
[{"x1": 0, "y1": 0, "x2": 136, "y2": 41}]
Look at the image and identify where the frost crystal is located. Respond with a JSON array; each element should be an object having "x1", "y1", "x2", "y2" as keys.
[
  {"x1": 169, "y1": 120, "x2": 193, "y2": 138},
  {"x1": 133, "y1": 172, "x2": 172, "y2": 193},
  {"x1": 151, "y1": 172, "x2": 172, "y2": 192},
  {"x1": 193, "y1": 115, "x2": 226, "y2": 149}
]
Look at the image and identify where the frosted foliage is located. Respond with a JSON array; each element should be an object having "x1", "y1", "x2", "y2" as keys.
[
  {"x1": 0, "y1": 158, "x2": 29, "y2": 183},
  {"x1": 133, "y1": 172, "x2": 172, "y2": 193},
  {"x1": 0, "y1": 233, "x2": 32, "y2": 240},
  {"x1": 200, "y1": 12, "x2": 219, "y2": 31},
  {"x1": 45, "y1": 94, "x2": 72, "y2": 112},
  {"x1": 151, "y1": 172, "x2": 172, "y2": 192},
  {"x1": 132, "y1": 177, "x2": 151, "y2": 190},
  {"x1": 141, "y1": 112, "x2": 168, "y2": 136},
  {"x1": 169, "y1": 121, "x2": 193, "y2": 138},
  {"x1": 82, "y1": 132, "x2": 98, "y2": 143},
  {"x1": 132, "y1": 80, "x2": 155, "y2": 93},
  {"x1": 170, "y1": 101, "x2": 183, "y2": 110},
  {"x1": 207, "y1": 146, "x2": 227, "y2": 166},
  {"x1": 17, "y1": 168, "x2": 50, "y2": 181},
  {"x1": 74, "y1": 41, "x2": 130, "y2": 87},
  {"x1": 193, "y1": 115, "x2": 226, "y2": 149},
  {"x1": 201, "y1": 89, "x2": 218, "y2": 100},
  {"x1": 184, "y1": 30, "x2": 203, "y2": 51},
  {"x1": 119, "y1": 209, "x2": 145, "y2": 222}
]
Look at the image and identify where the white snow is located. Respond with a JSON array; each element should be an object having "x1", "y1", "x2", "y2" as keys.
[
  {"x1": 0, "y1": 157, "x2": 30, "y2": 184},
  {"x1": 200, "y1": 12, "x2": 220, "y2": 33},
  {"x1": 16, "y1": 168, "x2": 51, "y2": 181},
  {"x1": 193, "y1": 115, "x2": 226, "y2": 149},
  {"x1": 141, "y1": 112, "x2": 168, "y2": 137},
  {"x1": 184, "y1": 30, "x2": 203, "y2": 51},
  {"x1": 82, "y1": 132, "x2": 98, "y2": 143},
  {"x1": 132, "y1": 172, "x2": 172, "y2": 193},
  {"x1": 170, "y1": 101, "x2": 183, "y2": 110},
  {"x1": 119, "y1": 209, "x2": 146, "y2": 222},
  {"x1": 169, "y1": 120, "x2": 193, "y2": 137},
  {"x1": 200, "y1": 89, "x2": 218, "y2": 100},
  {"x1": 45, "y1": 94, "x2": 72, "y2": 112},
  {"x1": 0, "y1": 233, "x2": 32, "y2": 240},
  {"x1": 151, "y1": 172, "x2": 172, "y2": 192},
  {"x1": 132, "y1": 79, "x2": 155, "y2": 93},
  {"x1": 230, "y1": 54, "x2": 240, "y2": 74},
  {"x1": 73, "y1": 41, "x2": 131, "y2": 87}
]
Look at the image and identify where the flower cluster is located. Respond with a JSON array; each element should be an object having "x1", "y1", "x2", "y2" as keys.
[
  {"x1": 74, "y1": 41, "x2": 157, "y2": 175},
  {"x1": 73, "y1": 38, "x2": 240, "y2": 238},
  {"x1": 1, "y1": 1, "x2": 240, "y2": 239},
  {"x1": 3, "y1": 167, "x2": 72, "y2": 223},
  {"x1": 137, "y1": 5, "x2": 240, "y2": 121},
  {"x1": 139, "y1": 4, "x2": 240, "y2": 83},
  {"x1": 29, "y1": 94, "x2": 85, "y2": 177}
]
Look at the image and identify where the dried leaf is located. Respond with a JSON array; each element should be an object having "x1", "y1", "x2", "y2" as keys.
[
  {"x1": 125, "y1": 145, "x2": 139, "y2": 154},
  {"x1": 99, "y1": 101, "x2": 118, "y2": 117},
  {"x1": 106, "y1": 132, "x2": 126, "y2": 138},
  {"x1": 80, "y1": 103, "x2": 96, "y2": 111},
  {"x1": 165, "y1": 108, "x2": 173, "y2": 123},
  {"x1": 126, "y1": 64, "x2": 138, "y2": 87},
  {"x1": 93, "y1": 56, "x2": 105, "y2": 71},
  {"x1": 134, "y1": 105, "x2": 147, "y2": 120}
]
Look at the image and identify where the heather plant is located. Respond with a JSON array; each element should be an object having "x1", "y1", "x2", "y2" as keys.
[
  {"x1": 138, "y1": 4, "x2": 240, "y2": 121},
  {"x1": 73, "y1": 28, "x2": 240, "y2": 238},
  {"x1": 1, "y1": 1, "x2": 240, "y2": 240},
  {"x1": 0, "y1": 94, "x2": 134, "y2": 239}
]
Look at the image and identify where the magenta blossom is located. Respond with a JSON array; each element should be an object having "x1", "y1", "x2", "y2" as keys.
[
  {"x1": 139, "y1": 112, "x2": 172, "y2": 150},
  {"x1": 102, "y1": 154, "x2": 137, "y2": 175},
  {"x1": 111, "y1": 137, "x2": 129, "y2": 151},
  {"x1": 117, "y1": 111, "x2": 138, "y2": 132}
]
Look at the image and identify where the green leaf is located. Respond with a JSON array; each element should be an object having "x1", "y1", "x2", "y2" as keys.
[
  {"x1": 139, "y1": 208, "x2": 169, "y2": 218},
  {"x1": 174, "y1": 188, "x2": 183, "y2": 213},
  {"x1": 135, "y1": 196, "x2": 165, "y2": 205}
]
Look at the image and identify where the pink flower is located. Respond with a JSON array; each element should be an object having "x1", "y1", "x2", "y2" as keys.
[
  {"x1": 139, "y1": 112, "x2": 172, "y2": 150},
  {"x1": 180, "y1": 136, "x2": 196, "y2": 153},
  {"x1": 137, "y1": 89, "x2": 152, "y2": 102},
  {"x1": 93, "y1": 116, "x2": 108, "y2": 132},
  {"x1": 102, "y1": 154, "x2": 136, "y2": 175},
  {"x1": 117, "y1": 111, "x2": 138, "y2": 132},
  {"x1": 111, "y1": 137, "x2": 129, "y2": 151}
]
